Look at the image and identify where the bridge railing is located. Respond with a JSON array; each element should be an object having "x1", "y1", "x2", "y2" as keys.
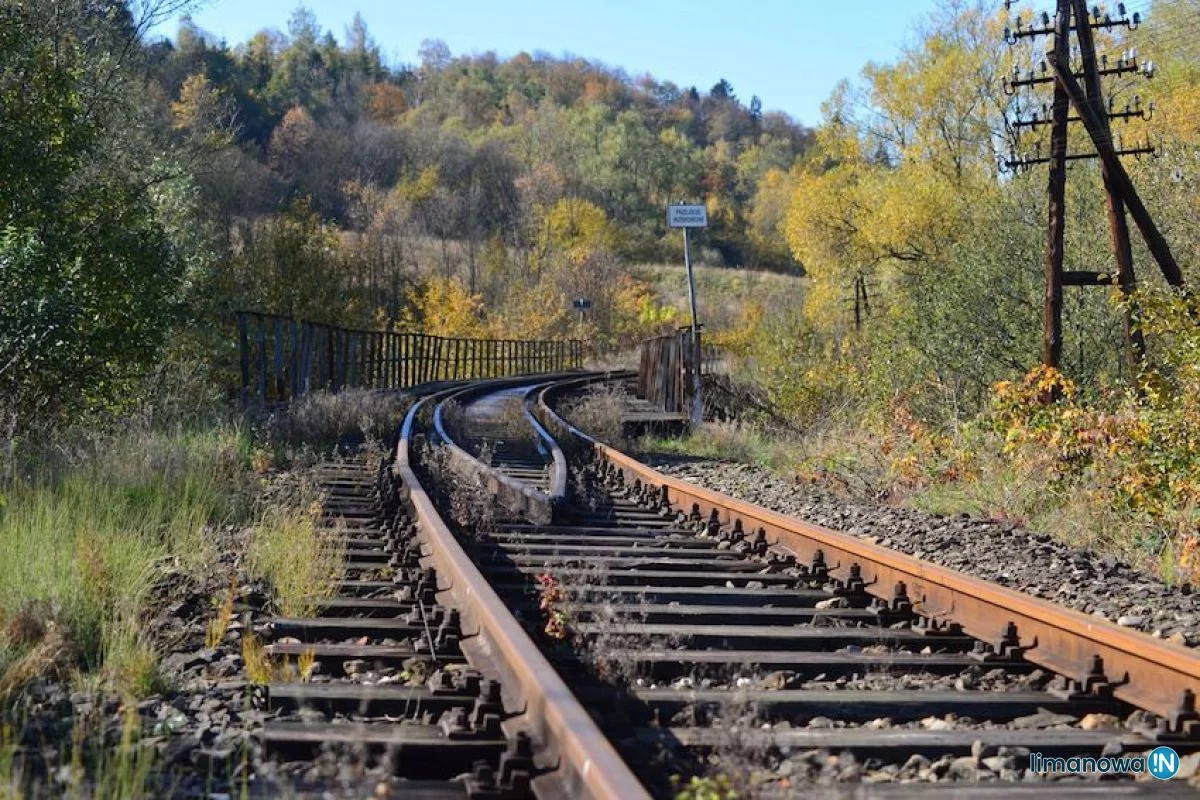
[
  {"x1": 636, "y1": 327, "x2": 704, "y2": 417},
  {"x1": 236, "y1": 310, "x2": 584, "y2": 404}
]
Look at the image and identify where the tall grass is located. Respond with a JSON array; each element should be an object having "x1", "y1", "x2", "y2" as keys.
[
  {"x1": 0, "y1": 425, "x2": 253, "y2": 696},
  {"x1": 246, "y1": 493, "x2": 345, "y2": 618}
]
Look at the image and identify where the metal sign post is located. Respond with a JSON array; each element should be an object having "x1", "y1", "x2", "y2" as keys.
[
  {"x1": 572, "y1": 297, "x2": 592, "y2": 327},
  {"x1": 667, "y1": 204, "x2": 707, "y2": 426}
]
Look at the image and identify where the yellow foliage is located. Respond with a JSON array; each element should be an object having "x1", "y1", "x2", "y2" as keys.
[
  {"x1": 268, "y1": 106, "x2": 315, "y2": 172},
  {"x1": 539, "y1": 198, "x2": 618, "y2": 265},
  {"x1": 491, "y1": 280, "x2": 569, "y2": 340},
  {"x1": 610, "y1": 275, "x2": 678, "y2": 346},
  {"x1": 747, "y1": 168, "x2": 796, "y2": 263},
  {"x1": 785, "y1": 2, "x2": 1004, "y2": 333},
  {"x1": 170, "y1": 73, "x2": 231, "y2": 147},
  {"x1": 398, "y1": 166, "x2": 440, "y2": 204},
  {"x1": 403, "y1": 278, "x2": 486, "y2": 338},
  {"x1": 708, "y1": 300, "x2": 764, "y2": 357}
]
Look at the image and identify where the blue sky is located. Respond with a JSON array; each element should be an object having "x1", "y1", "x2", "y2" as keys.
[{"x1": 156, "y1": 0, "x2": 944, "y2": 126}]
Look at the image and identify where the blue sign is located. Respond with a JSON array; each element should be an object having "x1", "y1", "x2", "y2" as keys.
[{"x1": 1148, "y1": 746, "x2": 1179, "y2": 780}]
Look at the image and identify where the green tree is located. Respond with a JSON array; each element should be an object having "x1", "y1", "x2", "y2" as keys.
[{"x1": 1, "y1": 1, "x2": 189, "y2": 418}]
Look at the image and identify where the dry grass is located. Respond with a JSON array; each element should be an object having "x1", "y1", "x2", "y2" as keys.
[
  {"x1": 418, "y1": 442, "x2": 497, "y2": 536},
  {"x1": 0, "y1": 700, "x2": 161, "y2": 799},
  {"x1": 0, "y1": 624, "x2": 73, "y2": 703},
  {"x1": 632, "y1": 263, "x2": 805, "y2": 335},
  {"x1": 257, "y1": 389, "x2": 406, "y2": 468},
  {"x1": 652, "y1": 413, "x2": 1186, "y2": 577},
  {"x1": 205, "y1": 575, "x2": 238, "y2": 649},
  {"x1": 562, "y1": 383, "x2": 629, "y2": 447},
  {"x1": 242, "y1": 633, "x2": 314, "y2": 685}
]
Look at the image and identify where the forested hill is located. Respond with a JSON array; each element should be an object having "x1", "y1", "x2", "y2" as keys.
[{"x1": 154, "y1": 10, "x2": 812, "y2": 268}]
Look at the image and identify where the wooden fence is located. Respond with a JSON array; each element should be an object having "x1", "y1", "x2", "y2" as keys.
[
  {"x1": 237, "y1": 310, "x2": 584, "y2": 404},
  {"x1": 636, "y1": 328, "x2": 704, "y2": 418}
]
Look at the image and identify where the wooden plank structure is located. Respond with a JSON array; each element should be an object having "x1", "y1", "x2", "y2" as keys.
[
  {"x1": 236, "y1": 310, "x2": 584, "y2": 404},
  {"x1": 636, "y1": 328, "x2": 703, "y2": 417}
]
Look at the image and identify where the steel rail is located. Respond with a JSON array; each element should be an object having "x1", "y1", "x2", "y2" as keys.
[
  {"x1": 394, "y1": 384, "x2": 650, "y2": 800},
  {"x1": 432, "y1": 381, "x2": 572, "y2": 523},
  {"x1": 536, "y1": 376, "x2": 1200, "y2": 733},
  {"x1": 521, "y1": 383, "x2": 569, "y2": 500}
]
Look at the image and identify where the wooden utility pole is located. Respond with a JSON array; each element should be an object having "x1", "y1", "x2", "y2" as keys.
[
  {"x1": 1006, "y1": 0, "x2": 1183, "y2": 381},
  {"x1": 1042, "y1": 0, "x2": 1070, "y2": 371},
  {"x1": 1048, "y1": 60, "x2": 1184, "y2": 288},
  {"x1": 1070, "y1": 0, "x2": 1144, "y2": 372}
]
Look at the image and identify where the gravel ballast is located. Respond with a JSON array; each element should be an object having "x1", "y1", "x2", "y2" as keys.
[{"x1": 639, "y1": 455, "x2": 1200, "y2": 649}]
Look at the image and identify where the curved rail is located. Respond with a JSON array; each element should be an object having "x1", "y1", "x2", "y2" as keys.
[
  {"x1": 537, "y1": 376, "x2": 1200, "y2": 732},
  {"x1": 432, "y1": 380, "x2": 573, "y2": 524},
  {"x1": 521, "y1": 383, "x2": 569, "y2": 500},
  {"x1": 393, "y1": 384, "x2": 649, "y2": 800}
]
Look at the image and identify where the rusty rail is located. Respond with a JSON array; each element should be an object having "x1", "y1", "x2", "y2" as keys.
[
  {"x1": 538, "y1": 375, "x2": 1200, "y2": 733},
  {"x1": 394, "y1": 383, "x2": 649, "y2": 799},
  {"x1": 236, "y1": 310, "x2": 584, "y2": 404},
  {"x1": 432, "y1": 381, "x2": 571, "y2": 525}
]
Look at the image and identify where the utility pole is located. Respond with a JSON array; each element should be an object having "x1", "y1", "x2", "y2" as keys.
[
  {"x1": 1043, "y1": 0, "x2": 1070, "y2": 371},
  {"x1": 1072, "y1": 0, "x2": 1143, "y2": 371},
  {"x1": 1003, "y1": 0, "x2": 1173, "y2": 380}
]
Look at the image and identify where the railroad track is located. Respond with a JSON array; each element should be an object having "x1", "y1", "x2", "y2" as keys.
[
  {"x1": 259, "y1": 375, "x2": 1200, "y2": 797},
  {"x1": 259, "y1": 453, "x2": 542, "y2": 798}
]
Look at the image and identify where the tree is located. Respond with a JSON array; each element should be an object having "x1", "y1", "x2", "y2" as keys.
[
  {"x1": 268, "y1": 105, "x2": 315, "y2": 176},
  {"x1": 710, "y1": 78, "x2": 735, "y2": 102},
  {"x1": 0, "y1": 1, "x2": 193, "y2": 418}
]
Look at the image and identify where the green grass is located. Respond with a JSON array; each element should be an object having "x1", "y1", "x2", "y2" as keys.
[
  {"x1": 640, "y1": 421, "x2": 799, "y2": 473},
  {"x1": 246, "y1": 494, "x2": 346, "y2": 619},
  {"x1": 0, "y1": 425, "x2": 253, "y2": 698}
]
